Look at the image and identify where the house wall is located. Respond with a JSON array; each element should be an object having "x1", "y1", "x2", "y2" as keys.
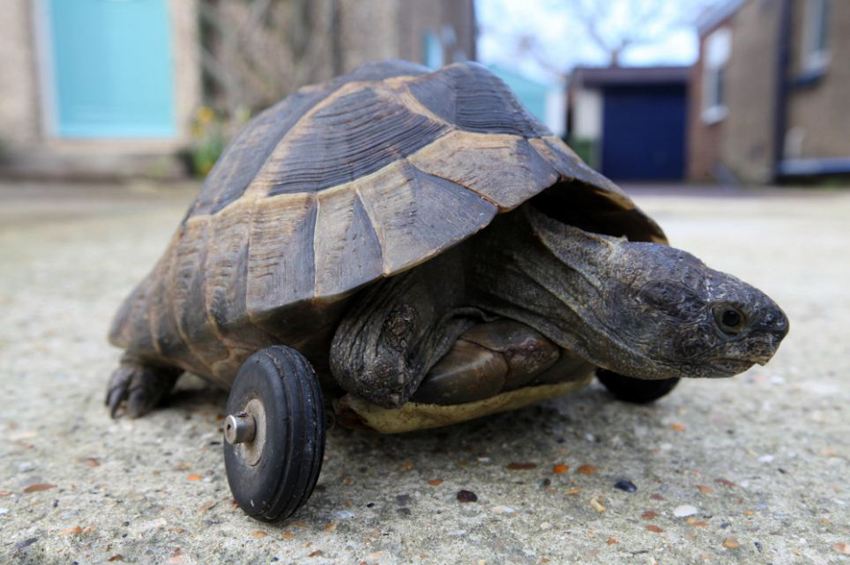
[
  {"x1": 0, "y1": 0, "x2": 201, "y2": 177},
  {"x1": 690, "y1": 0, "x2": 782, "y2": 184},
  {"x1": 690, "y1": 0, "x2": 850, "y2": 183},
  {"x1": 687, "y1": 37, "x2": 725, "y2": 182},
  {"x1": 338, "y1": 0, "x2": 400, "y2": 72},
  {"x1": 396, "y1": 0, "x2": 475, "y2": 66},
  {"x1": 0, "y1": 0, "x2": 474, "y2": 178},
  {"x1": 785, "y1": 0, "x2": 850, "y2": 160},
  {"x1": 337, "y1": 0, "x2": 475, "y2": 74},
  {"x1": 0, "y1": 0, "x2": 41, "y2": 152},
  {"x1": 721, "y1": 0, "x2": 782, "y2": 184},
  {"x1": 572, "y1": 87, "x2": 602, "y2": 140},
  {"x1": 167, "y1": 0, "x2": 202, "y2": 146},
  {"x1": 687, "y1": 30, "x2": 725, "y2": 182}
]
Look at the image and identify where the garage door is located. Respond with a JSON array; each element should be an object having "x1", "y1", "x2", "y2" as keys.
[{"x1": 601, "y1": 84, "x2": 686, "y2": 181}]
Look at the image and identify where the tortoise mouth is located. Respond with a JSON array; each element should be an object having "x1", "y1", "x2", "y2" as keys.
[{"x1": 708, "y1": 358, "x2": 756, "y2": 376}]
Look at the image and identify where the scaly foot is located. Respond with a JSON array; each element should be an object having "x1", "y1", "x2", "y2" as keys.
[{"x1": 106, "y1": 357, "x2": 182, "y2": 418}]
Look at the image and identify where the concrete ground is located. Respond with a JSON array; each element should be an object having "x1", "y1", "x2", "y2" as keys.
[{"x1": 0, "y1": 180, "x2": 848, "y2": 565}]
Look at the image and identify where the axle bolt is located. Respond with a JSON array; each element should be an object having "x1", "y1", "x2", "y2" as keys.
[{"x1": 224, "y1": 411, "x2": 256, "y2": 445}]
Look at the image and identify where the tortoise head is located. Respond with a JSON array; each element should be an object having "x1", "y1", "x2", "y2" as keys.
[
  {"x1": 607, "y1": 242, "x2": 789, "y2": 379},
  {"x1": 474, "y1": 205, "x2": 788, "y2": 382}
]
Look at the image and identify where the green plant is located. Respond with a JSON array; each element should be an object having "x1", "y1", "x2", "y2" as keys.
[
  {"x1": 568, "y1": 137, "x2": 600, "y2": 169},
  {"x1": 190, "y1": 106, "x2": 226, "y2": 177}
]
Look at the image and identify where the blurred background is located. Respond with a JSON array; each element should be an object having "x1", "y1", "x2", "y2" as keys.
[
  {"x1": 1, "y1": 0, "x2": 847, "y2": 185},
  {"x1": 2, "y1": 3, "x2": 849, "y2": 563}
]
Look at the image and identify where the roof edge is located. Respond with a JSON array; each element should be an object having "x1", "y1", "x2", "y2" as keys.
[
  {"x1": 697, "y1": 0, "x2": 746, "y2": 35},
  {"x1": 571, "y1": 65, "x2": 691, "y2": 87}
]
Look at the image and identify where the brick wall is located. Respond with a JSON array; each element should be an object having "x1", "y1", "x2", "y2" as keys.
[
  {"x1": 690, "y1": 0, "x2": 850, "y2": 183},
  {"x1": 721, "y1": 0, "x2": 782, "y2": 184},
  {"x1": 687, "y1": 33, "x2": 725, "y2": 182},
  {"x1": 785, "y1": 0, "x2": 850, "y2": 160},
  {"x1": 688, "y1": 0, "x2": 783, "y2": 185}
]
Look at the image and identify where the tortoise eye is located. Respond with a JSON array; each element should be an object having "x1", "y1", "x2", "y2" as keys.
[{"x1": 714, "y1": 305, "x2": 745, "y2": 335}]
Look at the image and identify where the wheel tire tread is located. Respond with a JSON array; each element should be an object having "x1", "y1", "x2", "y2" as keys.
[
  {"x1": 225, "y1": 346, "x2": 325, "y2": 523},
  {"x1": 264, "y1": 346, "x2": 324, "y2": 522},
  {"x1": 292, "y1": 354, "x2": 325, "y2": 516}
]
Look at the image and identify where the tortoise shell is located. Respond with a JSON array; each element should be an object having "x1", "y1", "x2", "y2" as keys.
[{"x1": 109, "y1": 60, "x2": 666, "y2": 388}]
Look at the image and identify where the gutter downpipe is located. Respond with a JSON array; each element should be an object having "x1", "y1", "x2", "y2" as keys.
[{"x1": 772, "y1": 0, "x2": 793, "y2": 183}]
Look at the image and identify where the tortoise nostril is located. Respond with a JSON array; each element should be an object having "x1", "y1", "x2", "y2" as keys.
[
  {"x1": 760, "y1": 308, "x2": 789, "y2": 338},
  {"x1": 772, "y1": 312, "x2": 790, "y2": 337}
]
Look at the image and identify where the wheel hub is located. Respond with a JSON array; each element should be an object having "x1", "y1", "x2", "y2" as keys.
[
  {"x1": 225, "y1": 398, "x2": 267, "y2": 466},
  {"x1": 224, "y1": 412, "x2": 256, "y2": 444}
]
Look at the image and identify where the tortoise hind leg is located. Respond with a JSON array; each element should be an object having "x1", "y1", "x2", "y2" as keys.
[
  {"x1": 106, "y1": 355, "x2": 183, "y2": 418},
  {"x1": 413, "y1": 319, "x2": 590, "y2": 405}
]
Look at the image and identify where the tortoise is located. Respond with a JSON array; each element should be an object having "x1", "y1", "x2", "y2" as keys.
[{"x1": 106, "y1": 60, "x2": 789, "y2": 522}]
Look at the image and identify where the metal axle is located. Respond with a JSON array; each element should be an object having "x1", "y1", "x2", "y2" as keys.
[{"x1": 224, "y1": 411, "x2": 256, "y2": 445}]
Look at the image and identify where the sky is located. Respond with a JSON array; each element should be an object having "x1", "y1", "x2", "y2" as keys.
[{"x1": 476, "y1": 0, "x2": 720, "y2": 85}]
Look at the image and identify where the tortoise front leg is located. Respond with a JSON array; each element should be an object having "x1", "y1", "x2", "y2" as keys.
[
  {"x1": 106, "y1": 355, "x2": 182, "y2": 418},
  {"x1": 330, "y1": 251, "x2": 477, "y2": 408}
]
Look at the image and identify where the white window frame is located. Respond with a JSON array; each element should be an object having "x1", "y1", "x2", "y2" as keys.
[
  {"x1": 801, "y1": 0, "x2": 831, "y2": 72},
  {"x1": 701, "y1": 27, "x2": 731, "y2": 125}
]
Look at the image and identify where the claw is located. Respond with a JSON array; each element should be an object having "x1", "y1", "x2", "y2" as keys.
[
  {"x1": 106, "y1": 366, "x2": 133, "y2": 418},
  {"x1": 105, "y1": 360, "x2": 181, "y2": 419},
  {"x1": 107, "y1": 386, "x2": 128, "y2": 418},
  {"x1": 127, "y1": 386, "x2": 154, "y2": 419}
]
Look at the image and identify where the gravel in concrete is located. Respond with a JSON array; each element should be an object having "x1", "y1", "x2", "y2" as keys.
[{"x1": 0, "y1": 181, "x2": 848, "y2": 564}]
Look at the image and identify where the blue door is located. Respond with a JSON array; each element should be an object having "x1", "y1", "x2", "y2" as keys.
[
  {"x1": 47, "y1": 0, "x2": 176, "y2": 137},
  {"x1": 600, "y1": 84, "x2": 686, "y2": 181}
]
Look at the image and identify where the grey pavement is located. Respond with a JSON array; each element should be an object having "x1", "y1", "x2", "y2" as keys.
[{"x1": 0, "y1": 181, "x2": 848, "y2": 564}]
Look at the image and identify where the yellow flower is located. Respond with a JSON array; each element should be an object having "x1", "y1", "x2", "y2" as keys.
[{"x1": 197, "y1": 106, "x2": 215, "y2": 125}]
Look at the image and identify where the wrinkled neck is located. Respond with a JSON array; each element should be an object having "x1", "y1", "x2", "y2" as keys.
[{"x1": 465, "y1": 205, "x2": 644, "y2": 371}]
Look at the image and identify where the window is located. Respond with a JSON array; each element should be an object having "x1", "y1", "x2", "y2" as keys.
[
  {"x1": 701, "y1": 27, "x2": 731, "y2": 124},
  {"x1": 802, "y1": 0, "x2": 831, "y2": 72}
]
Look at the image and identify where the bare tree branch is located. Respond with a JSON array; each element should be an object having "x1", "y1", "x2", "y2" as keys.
[
  {"x1": 533, "y1": 0, "x2": 724, "y2": 68},
  {"x1": 198, "y1": 0, "x2": 337, "y2": 125}
]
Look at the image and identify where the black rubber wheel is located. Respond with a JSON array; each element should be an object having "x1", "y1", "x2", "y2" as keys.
[
  {"x1": 224, "y1": 346, "x2": 325, "y2": 522},
  {"x1": 596, "y1": 369, "x2": 680, "y2": 404}
]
